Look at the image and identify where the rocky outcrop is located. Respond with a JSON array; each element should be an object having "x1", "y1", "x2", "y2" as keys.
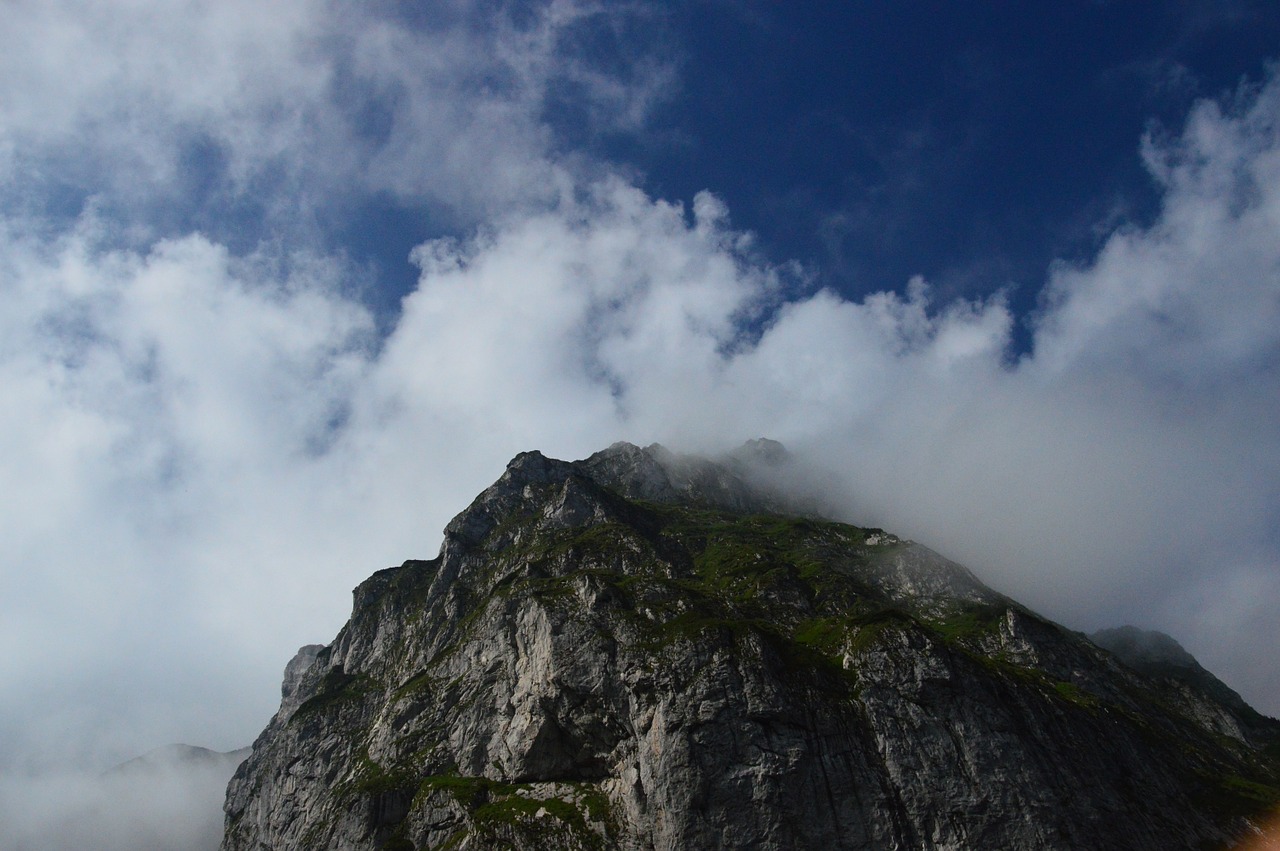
[
  {"x1": 279, "y1": 644, "x2": 326, "y2": 716},
  {"x1": 223, "y1": 443, "x2": 1280, "y2": 851}
]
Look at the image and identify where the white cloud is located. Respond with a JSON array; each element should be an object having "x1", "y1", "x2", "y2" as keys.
[
  {"x1": 1037, "y1": 80, "x2": 1280, "y2": 380},
  {"x1": 0, "y1": 747, "x2": 242, "y2": 851},
  {"x1": 0, "y1": 218, "x2": 378, "y2": 768},
  {"x1": 0, "y1": 0, "x2": 678, "y2": 768},
  {"x1": 0, "y1": 0, "x2": 672, "y2": 234}
]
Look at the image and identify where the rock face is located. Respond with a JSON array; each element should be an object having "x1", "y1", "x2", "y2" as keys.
[
  {"x1": 223, "y1": 443, "x2": 1280, "y2": 851},
  {"x1": 1090, "y1": 626, "x2": 1272, "y2": 747}
]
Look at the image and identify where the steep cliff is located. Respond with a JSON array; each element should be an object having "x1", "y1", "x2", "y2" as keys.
[{"x1": 223, "y1": 443, "x2": 1280, "y2": 850}]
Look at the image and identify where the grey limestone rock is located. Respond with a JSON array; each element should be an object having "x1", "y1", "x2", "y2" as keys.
[
  {"x1": 223, "y1": 443, "x2": 1280, "y2": 851},
  {"x1": 281, "y1": 644, "x2": 326, "y2": 705}
]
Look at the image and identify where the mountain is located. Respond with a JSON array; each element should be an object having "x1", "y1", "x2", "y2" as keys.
[
  {"x1": 222, "y1": 442, "x2": 1280, "y2": 850},
  {"x1": 108, "y1": 743, "x2": 251, "y2": 778}
]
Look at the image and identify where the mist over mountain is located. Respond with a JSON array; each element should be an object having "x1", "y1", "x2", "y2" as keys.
[{"x1": 0, "y1": 744, "x2": 247, "y2": 851}]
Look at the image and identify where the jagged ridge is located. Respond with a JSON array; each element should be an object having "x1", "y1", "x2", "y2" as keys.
[{"x1": 223, "y1": 442, "x2": 1280, "y2": 851}]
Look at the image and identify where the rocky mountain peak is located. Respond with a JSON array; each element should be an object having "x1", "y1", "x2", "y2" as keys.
[
  {"x1": 223, "y1": 444, "x2": 1280, "y2": 851},
  {"x1": 572, "y1": 439, "x2": 787, "y2": 513},
  {"x1": 1092, "y1": 625, "x2": 1262, "y2": 740},
  {"x1": 1093, "y1": 625, "x2": 1200, "y2": 670},
  {"x1": 440, "y1": 441, "x2": 790, "y2": 561}
]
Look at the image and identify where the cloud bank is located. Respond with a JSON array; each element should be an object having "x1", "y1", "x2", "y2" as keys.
[
  {"x1": 1, "y1": 10, "x2": 1277, "y2": 850},
  {"x1": 0, "y1": 745, "x2": 245, "y2": 851}
]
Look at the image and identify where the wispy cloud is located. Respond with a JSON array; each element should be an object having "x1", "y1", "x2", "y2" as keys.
[{"x1": 0, "y1": 0, "x2": 671, "y2": 237}]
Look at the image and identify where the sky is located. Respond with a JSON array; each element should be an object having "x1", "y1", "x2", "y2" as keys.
[{"x1": 1, "y1": 0, "x2": 1279, "y2": 835}]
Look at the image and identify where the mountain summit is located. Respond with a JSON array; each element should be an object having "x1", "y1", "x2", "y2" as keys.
[{"x1": 223, "y1": 442, "x2": 1280, "y2": 850}]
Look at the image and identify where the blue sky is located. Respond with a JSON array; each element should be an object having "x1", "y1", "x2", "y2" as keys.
[
  {"x1": 2, "y1": 3, "x2": 1280, "y2": 842},
  {"x1": 640, "y1": 3, "x2": 1280, "y2": 326},
  {"x1": 326, "y1": 1, "x2": 1280, "y2": 335}
]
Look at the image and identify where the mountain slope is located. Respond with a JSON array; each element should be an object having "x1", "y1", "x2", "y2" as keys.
[
  {"x1": 222, "y1": 443, "x2": 1280, "y2": 850},
  {"x1": 109, "y1": 744, "x2": 251, "y2": 778}
]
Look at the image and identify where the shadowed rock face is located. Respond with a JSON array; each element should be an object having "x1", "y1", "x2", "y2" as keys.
[{"x1": 222, "y1": 443, "x2": 1280, "y2": 851}]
